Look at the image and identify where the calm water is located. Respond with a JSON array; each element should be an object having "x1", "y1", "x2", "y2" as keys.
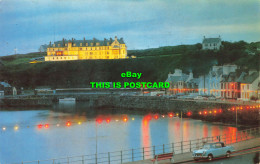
[{"x1": 0, "y1": 102, "x2": 239, "y2": 163}]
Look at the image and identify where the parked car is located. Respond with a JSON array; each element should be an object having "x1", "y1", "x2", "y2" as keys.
[
  {"x1": 208, "y1": 96, "x2": 216, "y2": 100},
  {"x1": 194, "y1": 96, "x2": 207, "y2": 100},
  {"x1": 192, "y1": 142, "x2": 235, "y2": 161}
]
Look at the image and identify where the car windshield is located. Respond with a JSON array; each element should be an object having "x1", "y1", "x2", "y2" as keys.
[{"x1": 203, "y1": 144, "x2": 212, "y2": 149}]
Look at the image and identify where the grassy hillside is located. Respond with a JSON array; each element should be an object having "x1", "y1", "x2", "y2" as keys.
[{"x1": 0, "y1": 41, "x2": 259, "y2": 89}]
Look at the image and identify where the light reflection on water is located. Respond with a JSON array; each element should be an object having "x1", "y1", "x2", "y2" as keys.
[{"x1": 0, "y1": 102, "x2": 240, "y2": 163}]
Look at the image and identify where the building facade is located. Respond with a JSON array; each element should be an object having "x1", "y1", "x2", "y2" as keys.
[
  {"x1": 202, "y1": 36, "x2": 222, "y2": 50},
  {"x1": 166, "y1": 69, "x2": 199, "y2": 95},
  {"x1": 45, "y1": 36, "x2": 127, "y2": 61},
  {"x1": 199, "y1": 64, "x2": 238, "y2": 98},
  {"x1": 238, "y1": 70, "x2": 259, "y2": 101}
]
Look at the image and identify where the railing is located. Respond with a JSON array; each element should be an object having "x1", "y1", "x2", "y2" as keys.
[{"x1": 9, "y1": 127, "x2": 260, "y2": 164}]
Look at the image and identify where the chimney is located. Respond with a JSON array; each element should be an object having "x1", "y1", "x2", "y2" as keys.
[{"x1": 189, "y1": 72, "x2": 193, "y2": 79}]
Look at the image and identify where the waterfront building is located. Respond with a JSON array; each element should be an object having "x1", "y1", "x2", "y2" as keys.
[
  {"x1": 166, "y1": 69, "x2": 199, "y2": 95},
  {"x1": 199, "y1": 64, "x2": 238, "y2": 98},
  {"x1": 237, "y1": 70, "x2": 259, "y2": 101},
  {"x1": 202, "y1": 36, "x2": 222, "y2": 50},
  {"x1": 0, "y1": 81, "x2": 17, "y2": 96},
  {"x1": 45, "y1": 36, "x2": 127, "y2": 61}
]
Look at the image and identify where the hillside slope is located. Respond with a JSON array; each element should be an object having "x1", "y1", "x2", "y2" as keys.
[{"x1": 0, "y1": 41, "x2": 259, "y2": 89}]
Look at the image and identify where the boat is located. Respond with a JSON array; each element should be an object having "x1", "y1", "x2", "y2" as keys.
[{"x1": 59, "y1": 98, "x2": 76, "y2": 102}]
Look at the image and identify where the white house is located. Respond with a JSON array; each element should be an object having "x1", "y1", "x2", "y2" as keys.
[
  {"x1": 202, "y1": 36, "x2": 222, "y2": 50},
  {"x1": 199, "y1": 64, "x2": 238, "y2": 97},
  {"x1": 166, "y1": 69, "x2": 199, "y2": 95},
  {"x1": 238, "y1": 70, "x2": 259, "y2": 101}
]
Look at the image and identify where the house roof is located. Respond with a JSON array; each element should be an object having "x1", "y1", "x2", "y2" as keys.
[
  {"x1": 202, "y1": 38, "x2": 221, "y2": 44},
  {"x1": 187, "y1": 78, "x2": 200, "y2": 85},
  {"x1": 221, "y1": 72, "x2": 238, "y2": 82},
  {"x1": 49, "y1": 37, "x2": 125, "y2": 48},
  {"x1": 0, "y1": 82, "x2": 11, "y2": 87},
  {"x1": 237, "y1": 72, "x2": 259, "y2": 84}
]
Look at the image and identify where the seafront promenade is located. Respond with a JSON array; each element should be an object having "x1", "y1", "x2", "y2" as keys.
[{"x1": 125, "y1": 137, "x2": 260, "y2": 164}]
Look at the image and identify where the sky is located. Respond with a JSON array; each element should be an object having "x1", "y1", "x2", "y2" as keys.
[{"x1": 0, "y1": 0, "x2": 259, "y2": 56}]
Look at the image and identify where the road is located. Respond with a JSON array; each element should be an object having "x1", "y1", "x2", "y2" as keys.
[{"x1": 176, "y1": 147, "x2": 260, "y2": 164}]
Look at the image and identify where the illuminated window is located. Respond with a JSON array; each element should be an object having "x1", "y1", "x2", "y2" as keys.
[
  {"x1": 80, "y1": 43, "x2": 82, "y2": 46},
  {"x1": 73, "y1": 43, "x2": 76, "y2": 46},
  {"x1": 96, "y1": 42, "x2": 100, "y2": 46}
]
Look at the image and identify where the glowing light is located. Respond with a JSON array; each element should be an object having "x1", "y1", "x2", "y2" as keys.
[
  {"x1": 176, "y1": 113, "x2": 179, "y2": 116},
  {"x1": 153, "y1": 114, "x2": 159, "y2": 120},
  {"x1": 66, "y1": 121, "x2": 72, "y2": 127},
  {"x1": 78, "y1": 122, "x2": 82, "y2": 125},
  {"x1": 106, "y1": 118, "x2": 111, "y2": 123},
  {"x1": 168, "y1": 113, "x2": 174, "y2": 118},
  {"x1": 2, "y1": 127, "x2": 6, "y2": 131},
  {"x1": 187, "y1": 112, "x2": 192, "y2": 116},
  {"x1": 214, "y1": 110, "x2": 217, "y2": 114},
  {"x1": 44, "y1": 124, "x2": 49, "y2": 129},
  {"x1": 209, "y1": 111, "x2": 212, "y2": 114},
  {"x1": 123, "y1": 117, "x2": 128, "y2": 122},
  {"x1": 38, "y1": 124, "x2": 43, "y2": 129},
  {"x1": 96, "y1": 118, "x2": 102, "y2": 124},
  {"x1": 199, "y1": 112, "x2": 202, "y2": 115},
  {"x1": 219, "y1": 109, "x2": 222, "y2": 113},
  {"x1": 14, "y1": 126, "x2": 19, "y2": 131},
  {"x1": 132, "y1": 117, "x2": 135, "y2": 121},
  {"x1": 162, "y1": 115, "x2": 165, "y2": 118},
  {"x1": 56, "y1": 124, "x2": 60, "y2": 127},
  {"x1": 204, "y1": 111, "x2": 207, "y2": 115}
]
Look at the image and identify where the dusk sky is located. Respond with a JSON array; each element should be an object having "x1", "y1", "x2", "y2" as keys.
[{"x1": 0, "y1": 0, "x2": 259, "y2": 56}]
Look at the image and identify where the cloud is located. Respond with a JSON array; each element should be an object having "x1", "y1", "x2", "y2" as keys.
[{"x1": 0, "y1": 0, "x2": 259, "y2": 55}]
